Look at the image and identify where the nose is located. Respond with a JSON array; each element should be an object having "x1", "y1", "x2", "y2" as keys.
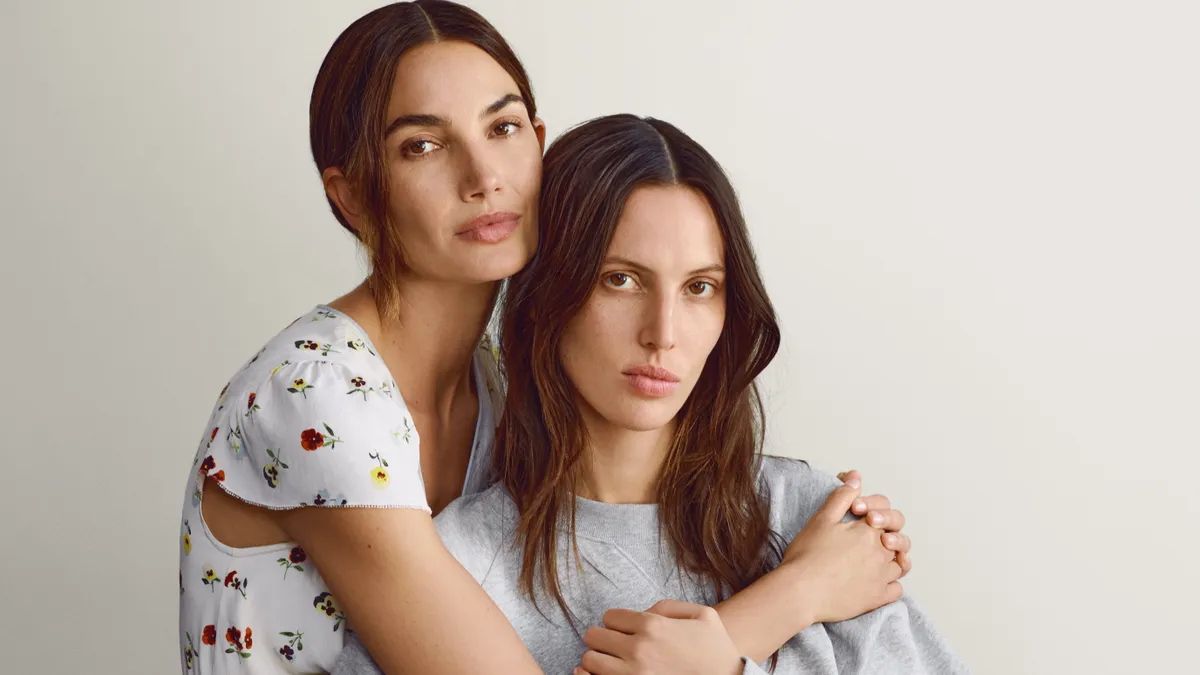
[
  {"x1": 639, "y1": 292, "x2": 677, "y2": 352},
  {"x1": 458, "y1": 142, "x2": 502, "y2": 202}
]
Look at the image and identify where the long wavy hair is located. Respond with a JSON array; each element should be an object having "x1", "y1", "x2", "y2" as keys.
[{"x1": 493, "y1": 114, "x2": 785, "y2": 625}]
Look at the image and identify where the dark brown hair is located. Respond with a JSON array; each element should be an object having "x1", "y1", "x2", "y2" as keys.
[
  {"x1": 309, "y1": 0, "x2": 537, "y2": 315},
  {"x1": 494, "y1": 114, "x2": 784, "y2": 625}
]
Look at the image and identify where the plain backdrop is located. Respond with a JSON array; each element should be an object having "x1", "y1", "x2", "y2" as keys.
[{"x1": 2, "y1": 1, "x2": 1197, "y2": 673}]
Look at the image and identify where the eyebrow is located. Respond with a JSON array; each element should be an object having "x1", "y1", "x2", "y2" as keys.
[
  {"x1": 384, "y1": 93, "x2": 525, "y2": 138},
  {"x1": 604, "y1": 256, "x2": 725, "y2": 277}
]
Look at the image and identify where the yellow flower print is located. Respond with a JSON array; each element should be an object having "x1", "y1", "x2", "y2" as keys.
[
  {"x1": 201, "y1": 567, "x2": 219, "y2": 593},
  {"x1": 270, "y1": 359, "x2": 291, "y2": 379},
  {"x1": 314, "y1": 591, "x2": 347, "y2": 631},
  {"x1": 287, "y1": 376, "x2": 314, "y2": 399},
  {"x1": 183, "y1": 534, "x2": 192, "y2": 555},
  {"x1": 369, "y1": 451, "x2": 390, "y2": 490}
]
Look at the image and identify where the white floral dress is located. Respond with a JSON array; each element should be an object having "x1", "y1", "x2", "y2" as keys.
[{"x1": 178, "y1": 305, "x2": 503, "y2": 674}]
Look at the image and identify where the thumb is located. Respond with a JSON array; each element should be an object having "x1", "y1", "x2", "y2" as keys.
[
  {"x1": 646, "y1": 599, "x2": 710, "y2": 620},
  {"x1": 815, "y1": 479, "x2": 862, "y2": 524}
]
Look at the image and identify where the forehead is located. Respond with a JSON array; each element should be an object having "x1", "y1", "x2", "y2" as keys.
[
  {"x1": 387, "y1": 40, "x2": 520, "y2": 119},
  {"x1": 607, "y1": 185, "x2": 724, "y2": 270}
]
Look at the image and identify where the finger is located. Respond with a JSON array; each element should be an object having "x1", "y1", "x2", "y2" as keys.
[
  {"x1": 584, "y1": 626, "x2": 634, "y2": 658},
  {"x1": 646, "y1": 598, "x2": 713, "y2": 620},
  {"x1": 865, "y1": 509, "x2": 905, "y2": 532},
  {"x1": 573, "y1": 668, "x2": 595, "y2": 675},
  {"x1": 884, "y1": 580, "x2": 904, "y2": 605},
  {"x1": 885, "y1": 558, "x2": 904, "y2": 582},
  {"x1": 851, "y1": 494, "x2": 891, "y2": 517},
  {"x1": 602, "y1": 608, "x2": 654, "y2": 635},
  {"x1": 816, "y1": 479, "x2": 863, "y2": 523},
  {"x1": 837, "y1": 469, "x2": 861, "y2": 484},
  {"x1": 896, "y1": 551, "x2": 913, "y2": 578},
  {"x1": 581, "y1": 650, "x2": 629, "y2": 675},
  {"x1": 881, "y1": 532, "x2": 911, "y2": 554}
]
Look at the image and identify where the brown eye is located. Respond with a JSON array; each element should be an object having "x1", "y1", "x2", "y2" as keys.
[
  {"x1": 605, "y1": 273, "x2": 634, "y2": 289},
  {"x1": 493, "y1": 121, "x2": 521, "y2": 137},
  {"x1": 403, "y1": 139, "x2": 437, "y2": 157},
  {"x1": 688, "y1": 281, "x2": 715, "y2": 297}
]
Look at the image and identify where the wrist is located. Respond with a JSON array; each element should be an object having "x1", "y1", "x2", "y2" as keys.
[{"x1": 775, "y1": 559, "x2": 820, "y2": 631}]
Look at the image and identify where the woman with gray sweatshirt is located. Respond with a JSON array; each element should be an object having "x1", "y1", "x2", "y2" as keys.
[{"x1": 333, "y1": 114, "x2": 968, "y2": 675}]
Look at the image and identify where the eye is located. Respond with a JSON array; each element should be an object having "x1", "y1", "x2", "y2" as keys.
[
  {"x1": 402, "y1": 138, "x2": 440, "y2": 157},
  {"x1": 604, "y1": 272, "x2": 636, "y2": 290},
  {"x1": 687, "y1": 281, "x2": 716, "y2": 297},
  {"x1": 492, "y1": 120, "x2": 522, "y2": 137}
]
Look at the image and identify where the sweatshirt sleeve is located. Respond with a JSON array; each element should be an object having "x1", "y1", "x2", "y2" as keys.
[{"x1": 822, "y1": 595, "x2": 970, "y2": 674}]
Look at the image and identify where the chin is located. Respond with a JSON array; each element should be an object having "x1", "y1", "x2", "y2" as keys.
[
  {"x1": 460, "y1": 237, "x2": 535, "y2": 282},
  {"x1": 602, "y1": 399, "x2": 684, "y2": 433}
]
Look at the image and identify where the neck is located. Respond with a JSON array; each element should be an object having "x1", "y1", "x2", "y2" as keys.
[
  {"x1": 576, "y1": 410, "x2": 676, "y2": 504},
  {"x1": 329, "y1": 274, "x2": 496, "y2": 421}
]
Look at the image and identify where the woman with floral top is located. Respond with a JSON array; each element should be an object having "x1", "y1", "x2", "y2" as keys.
[{"x1": 178, "y1": 2, "x2": 912, "y2": 674}]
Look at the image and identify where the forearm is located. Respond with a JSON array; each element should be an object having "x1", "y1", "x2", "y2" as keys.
[
  {"x1": 714, "y1": 562, "x2": 814, "y2": 663},
  {"x1": 284, "y1": 508, "x2": 543, "y2": 675}
]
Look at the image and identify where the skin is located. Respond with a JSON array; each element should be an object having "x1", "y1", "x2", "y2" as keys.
[{"x1": 200, "y1": 41, "x2": 911, "y2": 675}]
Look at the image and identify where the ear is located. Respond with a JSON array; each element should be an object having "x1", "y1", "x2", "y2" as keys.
[
  {"x1": 533, "y1": 116, "x2": 547, "y2": 153},
  {"x1": 322, "y1": 166, "x2": 365, "y2": 232}
]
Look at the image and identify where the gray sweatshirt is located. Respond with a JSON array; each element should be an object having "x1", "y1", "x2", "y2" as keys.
[{"x1": 332, "y1": 457, "x2": 968, "y2": 675}]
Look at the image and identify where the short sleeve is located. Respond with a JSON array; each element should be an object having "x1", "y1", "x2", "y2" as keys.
[{"x1": 198, "y1": 359, "x2": 429, "y2": 512}]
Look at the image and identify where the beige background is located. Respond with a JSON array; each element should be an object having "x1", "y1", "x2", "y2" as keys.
[{"x1": 2, "y1": 1, "x2": 1197, "y2": 673}]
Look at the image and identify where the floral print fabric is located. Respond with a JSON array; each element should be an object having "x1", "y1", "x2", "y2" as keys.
[{"x1": 179, "y1": 306, "x2": 503, "y2": 673}]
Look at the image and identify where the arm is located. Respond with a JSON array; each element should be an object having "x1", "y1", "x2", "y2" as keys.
[
  {"x1": 715, "y1": 474, "x2": 911, "y2": 662},
  {"x1": 278, "y1": 505, "x2": 542, "y2": 675}
]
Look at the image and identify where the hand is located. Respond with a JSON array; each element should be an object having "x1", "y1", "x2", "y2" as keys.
[
  {"x1": 781, "y1": 477, "x2": 904, "y2": 625},
  {"x1": 575, "y1": 600, "x2": 742, "y2": 675},
  {"x1": 837, "y1": 470, "x2": 913, "y2": 578}
]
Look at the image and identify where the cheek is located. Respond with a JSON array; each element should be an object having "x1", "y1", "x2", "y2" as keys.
[
  {"x1": 685, "y1": 301, "x2": 727, "y2": 368},
  {"x1": 386, "y1": 166, "x2": 452, "y2": 240},
  {"x1": 560, "y1": 296, "x2": 628, "y2": 379},
  {"x1": 505, "y1": 138, "x2": 544, "y2": 197}
]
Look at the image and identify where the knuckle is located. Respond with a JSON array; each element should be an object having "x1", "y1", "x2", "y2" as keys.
[
  {"x1": 642, "y1": 614, "x2": 663, "y2": 636},
  {"x1": 581, "y1": 651, "x2": 600, "y2": 670}
]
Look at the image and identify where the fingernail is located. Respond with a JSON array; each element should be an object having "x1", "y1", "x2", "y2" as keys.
[
  {"x1": 853, "y1": 499, "x2": 865, "y2": 512},
  {"x1": 870, "y1": 512, "x2": 883, "y2": 525},
  {"x1": 846, "y1": 478, "x2": 861, "y2": 489}
]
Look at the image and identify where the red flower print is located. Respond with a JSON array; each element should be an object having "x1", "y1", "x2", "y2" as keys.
[
  {"x1": 219, "y1": 383, "x2": 229, "y2": 398},
  {"x1": 278, "y1": 546, "x2": 307, "y2": 579},
  {"x1": 279, "y1": 645, "x2": 295, "y2": 660},
  {"x1": 300, "y1": 429, "x2": 325, "y2": 451},
  {"x1": 224, "y1": 625, "x2": 253, "y2": 658},
  {"x1": 202, "y1": 625, "x2": 217, "y2": 645},
  {"x1": 199, "y1": 456, "x2": 216, "y2": 474},
  {"x1": 247, "y1": 393, "x2": 256, "y2": 409},
  {"x1": 351, "y1": 377, "x2": 366, "y2": 388},
  {"x1": 212, "y1": 470, "x2": 226, "y2": 482},
  {"x1": 210, "y1": 427, "x2": 218, "y2": 441},
  {"x1": 224, "y1": 571, "x2": 237, "y2": 587}
]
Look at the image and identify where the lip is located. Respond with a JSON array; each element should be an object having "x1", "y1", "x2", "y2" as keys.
[
  {"x1": 623, "y1": 364, "x2": 680, "y2": 398},
  {"x1": 455, "y1": 211, "x2": 521, "y2": 243}
]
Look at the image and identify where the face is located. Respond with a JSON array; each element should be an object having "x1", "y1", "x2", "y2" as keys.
[
  {"x1": 559, "y1": 185, "x2": 727, "y2": 434},
  {"x1": 363, "y1": 41, "x2": 545, "y2": 282}
]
